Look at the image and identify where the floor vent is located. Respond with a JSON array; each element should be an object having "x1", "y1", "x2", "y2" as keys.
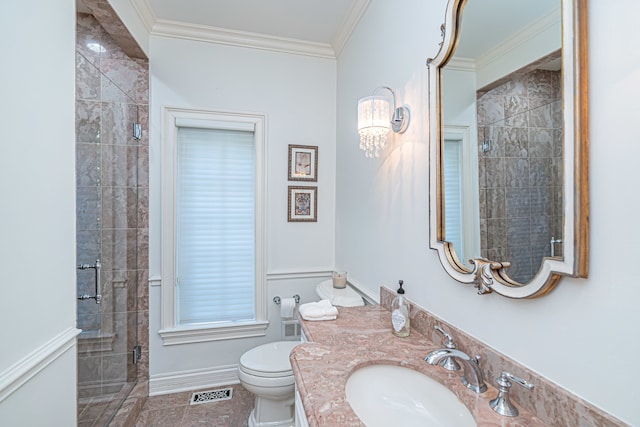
[{"x1": 189, "y1": 387, "x2": 233, "y2": 405}]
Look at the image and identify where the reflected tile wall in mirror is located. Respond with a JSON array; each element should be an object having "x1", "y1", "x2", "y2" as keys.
[{"x1": 477, "y1": 69, "x2": 562, "y2": 283}]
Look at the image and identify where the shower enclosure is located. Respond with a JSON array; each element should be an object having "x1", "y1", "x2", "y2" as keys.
[{"x1": 75, "y1": 10, "x2": 149, "y2": 426}]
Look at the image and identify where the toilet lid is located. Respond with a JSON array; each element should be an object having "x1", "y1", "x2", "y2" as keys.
[
  {"x1": 239, "y1": 341, "x2": 299, "y2": 378},
  {"x1": 316, "y1": 280, "x2": 364, "y2": 307}
]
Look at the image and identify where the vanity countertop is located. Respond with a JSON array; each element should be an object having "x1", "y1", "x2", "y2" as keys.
[{"x1": 291, "y1": 305, "x2": 546, "y2": 427}]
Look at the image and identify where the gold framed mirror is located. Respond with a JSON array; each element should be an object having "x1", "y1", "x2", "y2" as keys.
[{"x1": 428, "y1": 0, "x2": 588, "y2": 298}]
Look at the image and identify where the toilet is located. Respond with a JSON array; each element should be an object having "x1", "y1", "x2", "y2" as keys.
[
  {"x1": 238, "y1": 341, "x2": 300, "y2": 427},
  {"x1": 314, "y1": 279, "x2": 365, "y2": 308},
  {"x1": 238, "y1": 280, "x2": 364, "y2": 427}
]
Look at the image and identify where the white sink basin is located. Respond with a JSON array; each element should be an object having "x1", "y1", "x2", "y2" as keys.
[{"x1": 345, "y1": 364, "x2": 477, "y2": 427}]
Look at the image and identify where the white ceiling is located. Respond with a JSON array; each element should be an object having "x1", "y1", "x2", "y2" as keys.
[
  {"x1": 146, "y1": 0, "x2": 357, "y2": 45},
  {"x1": 80, "y1": 0, "x2": 560, "y2": 60},
  {"x1": 134, "y1": 0, "x2": 369, "y2": 58},
  {"x1": 454, "y1": 0, "x2": 559, "y2": 59}
]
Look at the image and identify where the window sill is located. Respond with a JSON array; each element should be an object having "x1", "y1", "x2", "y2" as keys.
[{"x1": 159, "y1": 320, "x2": 269, "y2": 346}]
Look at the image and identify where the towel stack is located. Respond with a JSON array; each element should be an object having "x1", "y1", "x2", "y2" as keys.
[{"x1": 298, "y1": 299, "x2": 338, "y2": 321}]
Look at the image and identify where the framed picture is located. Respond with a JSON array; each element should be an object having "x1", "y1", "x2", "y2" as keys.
[
  {"x1": 288, "y1": 144, "x2": 318, "y2": 182},
  {"x1": 288, "y1": 186, "x2": 317, "y2": 222}
]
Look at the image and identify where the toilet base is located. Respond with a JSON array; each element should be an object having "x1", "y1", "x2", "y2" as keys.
[
  {"x1": 248, "y1": 409, "x2": 294, "y2": 427},
  {"x1": 247, "y1": 395, "x2": 294, "y2": 427}
]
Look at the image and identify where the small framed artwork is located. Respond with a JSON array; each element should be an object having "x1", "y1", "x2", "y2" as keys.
[
  {"x1": 288, "y1": 144, "x2": 318, "y2": 182},
  {"x1": 288, "y1": 186, "x2": 317, "y2": 222}
]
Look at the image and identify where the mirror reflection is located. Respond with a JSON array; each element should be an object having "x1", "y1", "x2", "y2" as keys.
[{"x1": 441, "y1": 0, "x2": 562, "y2": 283}]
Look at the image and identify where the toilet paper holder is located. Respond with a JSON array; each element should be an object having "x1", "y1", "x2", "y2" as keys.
[{"x1": 273, "y1": 295, "x2": 300, "y2": 305}]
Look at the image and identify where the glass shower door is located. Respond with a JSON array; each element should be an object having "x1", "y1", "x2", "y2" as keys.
[{"x1": 75, "y1": 11, "x2": 146, "y2": 425}]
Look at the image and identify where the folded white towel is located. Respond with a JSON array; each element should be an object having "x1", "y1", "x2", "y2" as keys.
[{"x1": 299, "y1": 299, "x2": 338, "y2": 321}]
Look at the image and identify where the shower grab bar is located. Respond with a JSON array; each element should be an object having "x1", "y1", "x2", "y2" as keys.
[{"x1": 77, "y1": 259, "x2": 101, "y2": 304}]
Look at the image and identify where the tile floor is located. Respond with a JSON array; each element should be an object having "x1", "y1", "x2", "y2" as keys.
[
  {"x1": 78, "y1": 382, "x2": 137, "y2": 427},
  {"x1": 134, "y1": 384, "x2": 254, "y2": 427}
]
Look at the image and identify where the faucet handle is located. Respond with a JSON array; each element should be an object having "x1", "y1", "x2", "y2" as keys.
[
  {"x1": 502, "y1": 372, "x2": 534, "y2": 390},
  {"x1": 434, "y1": 326, "x2": 460, "y2": 371},
  {"x1": 434, "y1": 325, "x2": 456, "y2": 348},
  {"x1": 489, "y1": 371, "x2": 535, "y2": 417}
]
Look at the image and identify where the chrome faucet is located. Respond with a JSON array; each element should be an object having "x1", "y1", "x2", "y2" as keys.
[
  {"x1": 425, "y1": 348, "x2": 487, "y2": 393},
  {"x1": 433, "y1": 326, "x2": 461, "y2": 371}
]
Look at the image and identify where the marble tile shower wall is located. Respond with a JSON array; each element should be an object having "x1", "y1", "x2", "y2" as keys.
[
  {"x1": 75, "y1": 12, "x2": 149, "y2": 399},
  {"x1": 476, "y1": 69, "x2": 562, "y2": 283}
]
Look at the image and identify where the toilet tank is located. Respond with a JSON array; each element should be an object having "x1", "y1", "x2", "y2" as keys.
[{"x1": 315, "y1": 280, "x2": 364, "y2": 307}]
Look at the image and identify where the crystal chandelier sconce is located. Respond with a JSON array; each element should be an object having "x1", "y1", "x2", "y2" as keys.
[{"x1": 357, "y1": 86, "x2": 410, "y2": 158}]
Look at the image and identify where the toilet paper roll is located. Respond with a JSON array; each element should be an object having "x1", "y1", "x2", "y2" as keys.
[{"x1": 280, "y1": 297, "x2": 296, "y2": 318}]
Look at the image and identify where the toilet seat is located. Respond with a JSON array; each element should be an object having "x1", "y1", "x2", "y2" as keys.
[{"x1": 239, "y1": 341, "x2": 299, "y2": 378}]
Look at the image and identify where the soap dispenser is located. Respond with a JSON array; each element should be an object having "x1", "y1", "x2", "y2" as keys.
[{"x1": 391, "y1": 280, "x2": 410, "y2": 337}]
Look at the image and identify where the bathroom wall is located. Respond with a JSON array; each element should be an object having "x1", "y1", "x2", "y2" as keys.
[
  {"x1": 477, "y1": 69, "x2": 563, "y2": 283},
  {"x1": 0, "y1": 1, "x2": 78, "y2": 425},
  {"x1": 147, "y1": 36, "x2": 337, "y2": 392},
  {"x1": 336, "y1": 0, "x2": 640, "y2": 425}
]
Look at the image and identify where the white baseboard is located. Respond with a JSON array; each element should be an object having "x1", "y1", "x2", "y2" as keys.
[
  {"x1": 149, "y1": 364, "x2": 240, "y2": 396},
  {"x1": 0, "y1": 327, "x2": 81, "y2": 403}
]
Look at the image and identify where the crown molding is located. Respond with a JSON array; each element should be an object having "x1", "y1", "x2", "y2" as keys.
[
  {"x1": 446, "y1": 57, "x2": 476, "y2": 71},
  {"x1": 151, "y1": 19, "x2": 336, "y2": 58},
  {"x1": 129, "y1": 0, "x2": 347, "y2": 58},
  {"x1": 446, "y1": 8, "x2": 560, "y2": 75},
  {"x1": 332, "y1": 0, "x2": 370, "y2": 57},
  {"x1": 129, "y1": 0, "x2": 156, "y2": 33},
  {"x1": 476, "y1": 7, "x2": 561, "y2": 70}
]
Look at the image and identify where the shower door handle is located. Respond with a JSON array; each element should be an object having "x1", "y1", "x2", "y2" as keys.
[{"x1": 77, "y1": 259, "x2": 101, "y2": 304}]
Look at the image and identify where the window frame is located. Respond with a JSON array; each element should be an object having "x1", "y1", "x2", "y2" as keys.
[
  {"x1": 159, "y1": 106, "x2": 268, "y2": 345},
  {"x1": 443, "y1": 125, "x2": 480, "y2": 266}
]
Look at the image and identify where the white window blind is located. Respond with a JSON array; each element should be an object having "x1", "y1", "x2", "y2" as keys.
[
  {"x1": 444, "y1": 139, "x2": 464, "y2": 258},
  {"x1": 176, "y1": 126, "x2": 256, "y2": 325}
]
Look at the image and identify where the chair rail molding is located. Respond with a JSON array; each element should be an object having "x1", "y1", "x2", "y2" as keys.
[{"x1": 0, "y1": 327, "x2": 81, "y2": 402}]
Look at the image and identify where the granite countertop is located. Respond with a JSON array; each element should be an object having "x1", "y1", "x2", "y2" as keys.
[{"x1": 290, "y1": 305, "x2": 545, "y2": 427}]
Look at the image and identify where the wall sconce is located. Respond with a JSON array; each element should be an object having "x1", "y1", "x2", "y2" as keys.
[{"x1": 357, "y1": 86, "x2": 410, "y2": 158}]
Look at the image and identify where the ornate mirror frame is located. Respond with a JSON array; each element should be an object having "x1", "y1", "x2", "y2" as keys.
[{"x1": 428, "y1": 0, "x2": 589, "y2": 298}]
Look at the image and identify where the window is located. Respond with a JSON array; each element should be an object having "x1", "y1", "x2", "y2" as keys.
[
  {"x1": 444, "y1": 137, "x2": 465, "y2": 257},
  {"x1": 160, "y1": 107, "x2": 267, "y2": 345},
  {"x1": 443, "y1": 126, "x2": 480, "y2": 267}
]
